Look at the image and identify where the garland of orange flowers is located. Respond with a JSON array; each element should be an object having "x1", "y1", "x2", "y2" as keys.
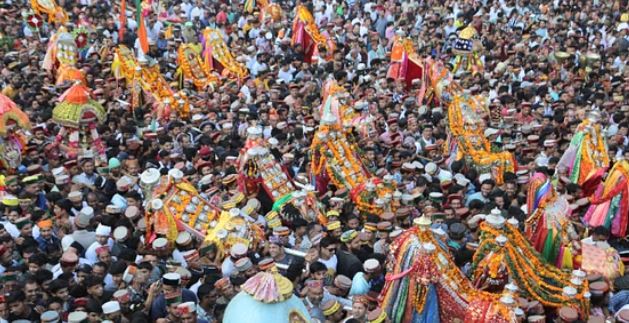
[
  {"x1": 446, "y1": 93, "x2": 514, "y2": 184},
  {"x1": 382, "y1": 227, "x2": 515, "y2": 322},
  {"x1": 294, "y1": 6, "x2": 333, "y2": 53},
  {"x1": 112, "y1": 45, "x2": 190, "y2": 119},
  {"x1": 310, "y1": 123, "x2": 368, "y2": 189},
  {"x1": 202, "y1": 28, "x2": 249, "y2": 80},
  {"x1": 177, "y1": 44, "x2": 219, "y2": 90},
  {"x1": 472, "y1": 222, "x2": 589, "y2": 313},
  {"x1": 310, "y1": 115, "x2": 397, "y2": 216}
]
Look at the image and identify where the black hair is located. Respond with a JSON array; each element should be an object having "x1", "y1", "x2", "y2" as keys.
[{"x1": 309, "y1": 261, "x2": 327, "y2": 274}]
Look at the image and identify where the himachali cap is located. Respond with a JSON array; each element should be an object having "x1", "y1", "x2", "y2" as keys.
[
  {"x1": 305, "y1": 280, "x2": 324, "y2": 289},
  {"x1": 367, "y1": 308, "x2": 388, "y2": 323},
  {"x1": 380, "y1": 212, "x2": 395, "y2": 222},
  {"x1": 376, "y1": 221, "x2": 393, "y2": 232},
  {"x1": 544, "y1": 139, "x2": 557, "y2": 147},
  {"x1": 396, "y1": 207, "x2": 411, "y2": 218},
  {"x1": 55, "y1": 174, "x2": 70, "y2": 185},
  {"x1": 230, "y1": 243, "x2": 247, "y2": 258},
  {"x1": 214, "y1": 277, "x2": 231, "y2": 290},
  {"x1": 122, "y1": 266, "x2": 136, "y2": 283},
  {"x1": 311, "y1": 233, "x2": 323, "y2": 246},
  {"x1": 102, "y1": 301, "x2": 120, "y2": 314},
  {"x1": 96, "y1": 246, "x2": 109, "y2": 256},
  {"x1": 37, "y1": 218, "x2": 53, "y2": 229},
  {"x1": 113, "y1": 226, "x2": 128, "y2": 241},
  {"x1": 425, "y1": 162, "x2": 438, "y2": 175},
  {"x1": 175, "y1": 267, "x2": 191, "y2": 280},
  {"x1": 105, "y1": 205, "x2": 122, "y2": 214},
  {"x1": 340, "y1": 230, "x2": 359, "y2": 243},
  {"x1": 428, "y1": 192, "x2": 443, "y2": 202},
  {"x1": 258, "y1": 258, "x2": 276, "y2": 271},
  {"x1": 273, "y1": 226, "x2": 291, "y2": 237},
  {"x1": 322, "y1": 299, "x2": 342, "y2": 316},
  {"x1": 327, "y1": 220, "x2": 341, "y2": 231},
  {"x1": 326, "y1": 210, "x2": 340, "y2": 218},
  {"x1": 40, "y1": 310, "x2": 60, "y2": 323},
  {"x1": 558, "y1": 306, "x2": 578, "y2": 322},
  {"x1": 68, "y1": 191, "x2": 83, "y2": 202},
  {"x1": 334, "y1": 275, "x2": 352, "y2": 290},
  {"x1": 390, "y1": 229, "x2": 403, "y2": 239},
  {"x1": 617, "y1": 307, "x2": 629, "y2": 323},
  {"x1": 15, "y1": 218, "x2": 32, "y2": 230},
  {"x1": 363, "y1": 222, "x2": 377, "y2": 232},
  {"x1": 1, "y1": 196, "x2": 18, "y2": 207},
  {"x1": 162, "y1": 273, "x2": 181, "y2": 286},
  {"x1": 353, "y1": 295, "x2": 370, "y2": 306},
  {"x1": 182, "y1": 250, "x2": 200, "y2": 263},
  {"x1": 589, "y1": 281, "x2": 609, "y2": 296},
  {"x1": 176, "y1": 231, "x2": 192, "y2": 246},
  {"x1": 113, "y1": 289, "x2": 130, "y2": 303},
  {"x1": 95, "y1": 224, "x2": 111, "y2": 236},
  {"x1": 152, "y1": 237, "x2": 168, "y2": 250},
  {"x1": 363, "y1": 259, "x2": 380, "y2": 273},
  {"x1": 177, "y1": 302, "x2": 196, "y2": 315},
  {"x1": 222, "y1": 174, "x2": 238, "y2": 185},
  {"x1": 235, "y1": 257, "x2": 253, "y2": 272},
  {"x1": 67, "y1": 311, "x2": 88, "y2": 323}
]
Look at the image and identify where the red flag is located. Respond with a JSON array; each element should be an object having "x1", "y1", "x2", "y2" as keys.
[{"x1": 119, "y1": 0, "x2": 126, "y2": 41}]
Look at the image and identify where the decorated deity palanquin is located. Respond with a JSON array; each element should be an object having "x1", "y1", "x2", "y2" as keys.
[
  {"x1": 472, "y1": 215, "x2": 590, "y2": 317},
  {"x1": 380, "y1": 216, "x2": 517, "y2": 323}
]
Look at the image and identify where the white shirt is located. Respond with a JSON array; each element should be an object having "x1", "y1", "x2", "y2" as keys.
[
  {"x1": 221, "y1": 257, "x2": 236, "y2": 277},
  {"x1": 190, "y1": 279, "x2": 202, "y2": 296},
  {"x1": 52, "y1": 257, "x2": 90, "y2": 278},
  {"x1": 85, "y1": 238, "x2": 114, "y2": 264},
  {"x1": 190, "y1": 6, "x2": 204, "y2": 19},
  {"x1": 172, "y1": 249, "x2": 189, "y2": 268},
  {"x1": 181, "y1": 1, "x2": 193, "y2": 18},
  {"x1": 278, "y1": 69, "x2": 294, "y2": 83},
  {"x1": 288, "y1": 234, "x2": 312, "y2": 252},
  {"x1": 2, "y1": 221, "x2": 40, "y2": 239},
  {"x1": 318, "y1": 255, "x2": 338, "y2": 271}
]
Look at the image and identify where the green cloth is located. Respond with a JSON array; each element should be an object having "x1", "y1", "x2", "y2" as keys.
[
  {"x1": 541, "y1": 228, "x2": 560, "y2": 264},
  {"x1": 272, "y1": 193, "x2": 294, "y2": 212}
]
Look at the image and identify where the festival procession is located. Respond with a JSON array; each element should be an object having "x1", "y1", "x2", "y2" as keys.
[{"x1": 0, "y1": 0, "x2": 628, "y2": 322}]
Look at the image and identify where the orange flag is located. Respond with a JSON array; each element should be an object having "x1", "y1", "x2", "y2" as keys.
[
  {"x1": 119, "y1": 0, "x2": 126, "y2": 41},
  {"x1": 135, "y1": 0, "x2": 149, "y2": 54}
]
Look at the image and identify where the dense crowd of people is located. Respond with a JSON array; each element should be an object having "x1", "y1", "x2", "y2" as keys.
[{"x1": 0, "y1": 0, "x2": 629, "y2": 322}]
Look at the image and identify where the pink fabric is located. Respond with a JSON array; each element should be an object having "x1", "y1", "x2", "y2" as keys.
[{"x1": 587, "y1": 200, "x2": 611, "y2": 228}]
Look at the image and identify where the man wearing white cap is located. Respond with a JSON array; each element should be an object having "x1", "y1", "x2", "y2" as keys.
[
  {"x1": 71, "y1": 207, "x2": 96, "y2": 249},
  {"x1": 150, "y1": 272, "x2": 198, "y2": 320},
  {"x1": 102, "y1": 300, "x2": 122, "y2": 321},
  {"x1": 177, "y1": 301, "x2": 208, "y2": 323},
  {"x1": 221, "y1": 243, "x2": 247, "y2": 278},
  {"x1": 85, "y1": 224, "x2": 113, "y2": 265}
]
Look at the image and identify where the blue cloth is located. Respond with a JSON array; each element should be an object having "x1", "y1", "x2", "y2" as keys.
[
  {"x1": 610, "y1": 290, "x2": 629, "y2": 313},
  {"x1": 465, "y1": 191, "x2": 487, "y2": 207},
  {"x1": 412, "y1": 284, "x2": 440, "y2": 323},
  {"x1": 349, "y1": 272, "x2": 370, "y2": 296},
  {"x1": 36, "y1": 235, "x2": 61, "y2": 253}
]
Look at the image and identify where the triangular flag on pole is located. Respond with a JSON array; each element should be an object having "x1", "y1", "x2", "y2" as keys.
[
  {"x1": 135, "y1": 0, "x2": 149, "y2": 54},
  {"x1": 119, "y1": 0, "x2": 126, "y2": 41}
]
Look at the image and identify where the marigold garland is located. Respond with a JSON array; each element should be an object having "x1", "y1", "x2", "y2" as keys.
[
  {"x1": 472, "y1": 222, "x2": 589, "y2": 314},
  {"x1": 380, "y1": 226, "x2": 516, "y2": 323},
  {"x1": 112, "y1": 45, "x2": 190, "y2": 120}
]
